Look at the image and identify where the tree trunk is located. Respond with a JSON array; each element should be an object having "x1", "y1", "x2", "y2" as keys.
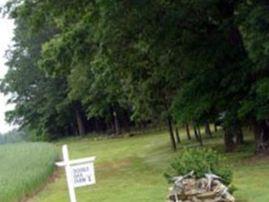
[
  {"x1": 167, "y1": 116, "x2": 177, "y2": 151},
  {"x1": 110, "y1": 120, "x2": 114, "y2": 131},
  {"x1": 122, "y1": 111, "x2": 131, "y2": 132},
  {"x1": 198, "y1": 125, "x2": 202, "y2": 137},
  {"x1": 214, "y1": 123, "x2": 218, "y2": 132},
  {"x1": 235, "y1": 125, "x2": 244, "y2": 145},
  {"x1": 205, "y1": 121, "x2": 213, "y2": 138},
  {"x1": 94, "y1": 119, "x2": 100, "y2": 132},
  {"x1": 194, "y1": 125, "x2": 199, "y2": 141},
  {"x1": 113, "y1": 111, "x2": 120, "y2": 135},
  {"x1": 224, "y1": 126, "x2": 235, "y2": 152},
  {"x1": 253, "y1": 121, "x2": 265, "y2": 153},
  {"x1": 197, "y1": 125, "x2": 203, "y2": 146},
  {"x1": 175, "y1": 127, "x2": 181, "y2": 143},
  {"x1": 185, "y1": 123, "x2": 191, "y2": 140},
  {"x1": 70, "y1": 123, "x2": 77, "y2": 135},
  {"x1": 194, "y1": 124, "x2": 203, "y2": 146},
  {"x1": 75, "y1": 108, "x2": 86, "y2": 135},
  {"x1": 253, "y1": 120, "x2": 269, "y2": 153}
]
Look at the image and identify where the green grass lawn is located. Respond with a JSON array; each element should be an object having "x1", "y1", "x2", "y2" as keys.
[
  {"x1": 29, "y1": 130, "x2": 269, "y2": 202},
  {"x1": 0, "y1": 142, "x2": 58, "y2": 202}
]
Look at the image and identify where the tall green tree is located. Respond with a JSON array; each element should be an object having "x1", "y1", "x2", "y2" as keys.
[{"x1": 2, "y1": 0, "x2": 269, "y2": 153}]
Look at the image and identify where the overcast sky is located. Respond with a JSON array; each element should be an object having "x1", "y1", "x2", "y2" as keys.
[{"x1": 0, "y1": 0, "x2": 15, "y2": 133}]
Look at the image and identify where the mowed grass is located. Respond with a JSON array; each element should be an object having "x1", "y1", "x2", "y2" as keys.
[
  {"x1": 30, "y1": 130, "x2": 269, "y2": 202},
  {"x1": 0, "y1": 143, "x2": 58, "y2": 202}
]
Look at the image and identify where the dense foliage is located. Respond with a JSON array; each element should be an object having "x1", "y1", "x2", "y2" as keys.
[
  {"x1": 1, "y1": 0, "x2": 269, "y2": 152},
  {"x1": 166, "y1": 148, "x2": 232, "y2": 185}
]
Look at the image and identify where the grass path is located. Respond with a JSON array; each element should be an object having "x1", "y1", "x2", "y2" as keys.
[{"x1": 29, "y1": 130, "x2": 269, "y2": 202}]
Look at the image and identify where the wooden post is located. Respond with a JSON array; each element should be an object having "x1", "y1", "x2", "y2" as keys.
[{"x1": 62, "y1": 145, "x2": 77, "y2": 202}]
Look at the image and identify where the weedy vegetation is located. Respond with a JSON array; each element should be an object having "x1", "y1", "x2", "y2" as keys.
[{"x1": 0, "y1": 142, "x2": 58, "y2": 202}]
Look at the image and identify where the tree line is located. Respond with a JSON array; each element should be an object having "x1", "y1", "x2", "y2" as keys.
[{"x1": 1, "y1": 0, "x2": 269, "y2": 152}]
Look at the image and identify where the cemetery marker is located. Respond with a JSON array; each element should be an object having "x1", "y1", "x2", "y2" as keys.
[{"x1": 56, "y1": 145, "x2": 96, "y2": 202}]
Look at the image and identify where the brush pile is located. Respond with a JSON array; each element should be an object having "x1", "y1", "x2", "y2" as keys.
[{"x1": 167, "y1": 172, "x2": 235, "y2": 202}]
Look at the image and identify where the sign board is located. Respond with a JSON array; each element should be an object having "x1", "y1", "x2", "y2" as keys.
[
  {"x1": 71, "y1": 163, "x2": 96, "y2": 187},
  {"x1": 56, "y1": 145, "x2": 96, "y2": 202}
]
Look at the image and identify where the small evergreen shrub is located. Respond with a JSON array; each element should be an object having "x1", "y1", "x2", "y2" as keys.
[{"x1": 165, "y1": 148, "x2": 232, "y2": 185}]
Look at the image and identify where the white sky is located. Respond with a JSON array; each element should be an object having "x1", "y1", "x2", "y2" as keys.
[{"x1": 0, "y1": 0, "x2": 15, "y2": 133}]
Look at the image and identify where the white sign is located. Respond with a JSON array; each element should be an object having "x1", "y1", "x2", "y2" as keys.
[
  {"x1": 71, "y1": 163, "x2": 96, "y2": 187},
  {"x1": 56, "y1": 145, "x2": 96, "y2": 202}
]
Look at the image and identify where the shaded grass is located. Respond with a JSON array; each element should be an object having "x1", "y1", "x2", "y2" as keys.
[
  {"x1": 30, "y1": 129, "x2": 269, "y2": 202},
  {"x1": 0, "y1": 142, "x2": 58, "y2": 202}
]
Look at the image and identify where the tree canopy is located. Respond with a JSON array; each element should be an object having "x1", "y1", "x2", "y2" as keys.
[{"x1": 1, "y1": 0, "x2": 269, "y2": 152}]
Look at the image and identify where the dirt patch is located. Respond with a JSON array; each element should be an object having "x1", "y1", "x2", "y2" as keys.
[
  {"x1": 236, "y1": 153, "x2": 269, "y2": 166},
  {"x1": 246, "y1": 153, "x2": 269, "y2": 163}
]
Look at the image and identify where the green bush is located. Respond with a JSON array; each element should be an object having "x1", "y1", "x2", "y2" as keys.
[{"x1": 166, "y1": 148, "x2": 232, "y2": 185}]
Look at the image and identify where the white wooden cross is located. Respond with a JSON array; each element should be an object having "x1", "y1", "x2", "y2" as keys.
[{"x1": 56, "y1": 145, "x2": 96, "y2": 202}]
